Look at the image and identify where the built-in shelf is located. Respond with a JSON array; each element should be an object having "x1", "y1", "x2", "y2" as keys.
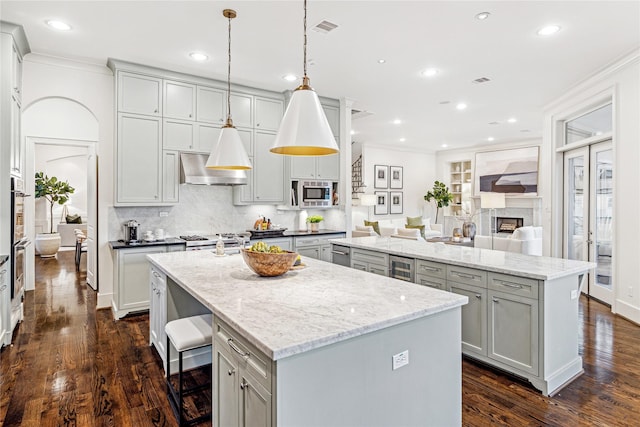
[{"x1": 449, "y1": 160, "x2": 472, "y2": 215}]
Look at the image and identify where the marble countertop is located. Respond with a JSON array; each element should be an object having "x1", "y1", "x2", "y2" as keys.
[
  {"x1": 109, "y1": 237, "x2": 186, "y2": 250},
  {"x1": 330, "y1": 237, "x2": 595, "y2": 280},
  {"x1": 0, "y1": 255, "x2": 8, "y2": 267},
  {"x1": 147, "y1": 250, "x2": 467, "y2": 361},
  {"x1": 248, "y1": 229, "x2": 346, "y2": 239}
]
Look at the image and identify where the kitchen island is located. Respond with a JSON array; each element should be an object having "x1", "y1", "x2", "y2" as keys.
[
  {"x1": 147, "y1": 250, "x2": 468, "y2": 427},
  {"x1": 330, "y1": 236, "x2": 596, "y2": 396}
]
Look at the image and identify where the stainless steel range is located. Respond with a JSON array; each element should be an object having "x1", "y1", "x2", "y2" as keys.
[{"x1": 179, "y1": 233, "x2": 250, "y2": 254}]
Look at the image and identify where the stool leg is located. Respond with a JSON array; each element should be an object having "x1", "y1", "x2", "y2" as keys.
[{"x1": 178, "y1": 351, "x2": 184, "y2": 426}]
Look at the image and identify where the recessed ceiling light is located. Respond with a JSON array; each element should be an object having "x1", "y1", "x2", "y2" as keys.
[
  {"x1": 350, "y1": 130, "x2": 355, "y2": 135},
  {"x1": 282, "y1": 74, "x2": 297, "y2": 82},
  {"x1": 189, "y1": 52, "x2": 209, "y2": 62},
  {"x1": 393, "y1": 119, "x2": 402, "y2": 125},
  {"x1": 456, "y1": 103, "x2": 468, "y2": 111},
  {"x1": 421, "y1": 68, "x2": 440, "y2": 77},
  {"x1": 399, "y1": 138, "x2": 406, "y2": 142},
  {"x1": 378, "y1": 59, "x2": 386, "y2": 64},
  {"x1": 507, "y1": 117, "x2": 517, "y2": 123},
  {"x1": 537, "y1": 25, "x2": 561, "y2": 36},
  {"x1": 475, "y1": 12, "x2": 491, "y2": 20},
  {"x1": 46, "y1": 20, "x2": 72, "y2": 31},
  {"x1": 487, "y1": 137, "x2": 495, "y2": 142},
  {"x1": 441, "y1": 144, "x2": 448, "y2": 148}
]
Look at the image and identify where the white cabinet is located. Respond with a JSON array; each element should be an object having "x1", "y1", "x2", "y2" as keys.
[
  {"x1": 197, "y1": 86, "x2": 226, "y2": 124},
  {"x1": 0, "y1": 263, "x2": 9, "y2": 347},
  {"x1": 294, "y1": 233, "x2": 346, "y2": 261},
  {"x1": 350, "y1": 248, "x2": 389, "y2": 275},
  {"x1": 214, "y1": 318, "x2": 273, "y2": 427},
  {"x1": 116, "y1": 113, "x2": 163, "y2": 205},
  {"x1": 163, "y1": 118, "x2": 194, "y2": 150},
  {"x1": 230, "y1": 93, "x2": 253, "y2": 128},
  {"x1": 162, "y1": 150, "x2": 180, "y2": 203},
  {"x1": 450, "y1": 281, "x2": 487, "y2": 356},
  {"x1": 236, "y1": 131, "x2": 284, "y2": 204},
  {"x1": 113, "y1": 246, "x2": 168, "y2": 319},
  {"x1": 250, "y1": 237, "x2": 292, "y2": 251},
  {"x1": 11, "y1": 42, "x2": 22, "y2": 102},
  {"x1": 10, "y1": 96, "x2": 21, "y2": 177},
  {"x1": 415, "y1": 259, "x2": 448, "y2": 291},
  {"x1": 149, "y1": 265, "x2": 167, "y2": 370},
  {"x1": 163, "y1": 80, "x2": 195, "y2": 120},
  {"x1": 118, "y1": 72, "x2": 162, "y2": 116},
  {"x1": 255, "y1": 97, "x2": 283, "y2": 131}
]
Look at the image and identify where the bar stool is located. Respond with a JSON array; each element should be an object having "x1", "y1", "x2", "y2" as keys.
[
  {"x1": 165, "y1": 314, "x2": 213, "y2": 426},
  {"x1": 74, "y1": 229, "x2": 87, "y2": 272}
]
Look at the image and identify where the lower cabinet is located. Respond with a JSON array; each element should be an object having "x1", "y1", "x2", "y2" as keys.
[
  {"x1": 112, "y1": 244, "x2": 183, "y2": 319},
  {"x1": 149, "y1": 264, "x2": 167, "y2": 370},
  {"x1": 294, "y1": 233, "x2": 345, "y2": 262},
  {"x1": 214, "y1": 317, "x2": 273, "y2": 427},
  {"x1": 250, "y1": 237, "x2": 292, "y2": 251},
  {"x1": 449, "y1": 281, "x2": 487, "y2": 356},
  {"x1": 0, "y1": 264, "x2": 9, "y2": 347},
  {"x1": 350, "y1": 248, "x2": 389, "y2": 275}
]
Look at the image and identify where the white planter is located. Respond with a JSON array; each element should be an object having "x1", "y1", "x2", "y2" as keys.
[
  {"x1": 309, "y1": 222, "x2": 320, "y2": 232},
  {"x1": 35, "y1": 233, "x2": 61, "y2": 258}
]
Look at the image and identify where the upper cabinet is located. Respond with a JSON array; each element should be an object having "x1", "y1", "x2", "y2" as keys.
[
  {"x1": 11, "y1": 42, "x2": 22, "y2": 103},
  {"x1": 229, "y1": 93, "x2": 253, "y2": 128},
  {"x1": 197, "y1": 86, "x2": 225, "y2": 124},
  {"x1": 118, "y1": 72, "x2": 162, "y2": 116},
  {"x1": 255, "y1": 97, "x2": 284, "y2": 131},
  {"x1": 163, "y1": 80, "x2": 195, "y2": 120}
]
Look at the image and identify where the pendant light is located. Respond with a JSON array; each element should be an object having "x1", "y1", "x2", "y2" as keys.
[
  {"x1": 270, "y1": 0, "x2": 339, "y2": 156},
  {"x1": 206, "y1": 9, "x2": 252, "y2": 170}
]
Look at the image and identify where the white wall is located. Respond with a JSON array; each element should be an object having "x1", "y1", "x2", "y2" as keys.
[
  {"x1": 543, "y1": 50, "x2": 640, "y2": 324},
  {"x1": 353, "y1": 144, "x2": 437, "y2": 227},
  {"x1": 22, "y1": 54, "x2": 114, "y2": 308}
]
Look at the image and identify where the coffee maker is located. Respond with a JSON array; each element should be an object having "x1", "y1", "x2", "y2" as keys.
[{"x1": 123, "y1": 220, "x2": 140, "y2": 244}]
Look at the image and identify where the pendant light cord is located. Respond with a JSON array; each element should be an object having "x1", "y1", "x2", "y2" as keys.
[
  {"x1": 227, "y1": 12, "x2": 232, "y2": 122},
  {"x1": 303, "y1": 0, "x2": 307, "y2": 78}
]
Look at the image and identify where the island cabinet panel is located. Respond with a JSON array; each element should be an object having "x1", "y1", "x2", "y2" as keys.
[
  {"x1": 294, "y1": 233, "x2": 345, "y2": 261},
  {"x1": 488, "y1": 290, "x2": 539, "y2": 375},
  {"x1": 149, "y1": 265, "x2": 167, "y2": 371},
  {"x1": 216, "y1": 344, "x2": 240, "y2": 427},
  {"x1": 350, "y1": 248, "x2": 389, "y2": 276},
  {"x1": 450, "y1": 281, "x2": 487, "y2": 356},
  {"x1": 0, "y1": 263, "x2": 9, "y2": 347}
]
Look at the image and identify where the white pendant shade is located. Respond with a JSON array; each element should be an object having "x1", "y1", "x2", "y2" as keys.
[
  {"x1": 270, "y1": 87, "x2": 339, "y2": 156},
  {"x1": 206, "y1": 125, "x2": 252, "y2": 170}
]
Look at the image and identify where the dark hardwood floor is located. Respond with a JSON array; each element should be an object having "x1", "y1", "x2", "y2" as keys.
[{"x1": 1, "y1": 251, "x2": 639, "y2": 426}]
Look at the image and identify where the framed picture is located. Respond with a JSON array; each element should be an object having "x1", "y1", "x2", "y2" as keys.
[
  {"x1": 374, "y1": 165, "x2": 389, "y2": 189},
  {"x1": 374, "y1": 191, "x2": 388, "y2": 215},
  {"x1": 390, "y1": 166, "x2": 403, "y2": 189},
  {"x1": 390, "y1": 191, "x2": 403, "y2": 214},
  {"x1": 474, "y1": 146, "x2": 539, "y2": 195}
]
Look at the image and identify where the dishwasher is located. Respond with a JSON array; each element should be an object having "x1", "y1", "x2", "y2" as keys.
[
  {"x1": 331, "y1": 244, "x2": 351, "y2": 267},
  {"x1": 389, "y1": 255, "x2": 415, "y2": 282}
]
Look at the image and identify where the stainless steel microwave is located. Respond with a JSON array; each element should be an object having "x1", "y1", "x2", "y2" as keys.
[{"x1": 298, "y1": 181, "x2": 332, "y2": 208}]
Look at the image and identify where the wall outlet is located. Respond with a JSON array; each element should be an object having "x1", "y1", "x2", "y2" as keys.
[
  {"x1": 392, "y1": 350, "x2": 409, "y2": 370},
  {"x1": 570, "y1": 290, "x2": 578, "y2": 300},
  {"x1": 159, "y1": 211, "x2": 169, "y2": 217}
]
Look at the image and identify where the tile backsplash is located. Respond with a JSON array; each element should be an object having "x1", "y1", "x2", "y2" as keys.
[{"x1": 108, "y1": 184, "x2": 346, "y2": 240}]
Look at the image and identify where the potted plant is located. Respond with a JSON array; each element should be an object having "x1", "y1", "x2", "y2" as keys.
[
  {"x1": 34, "y1": 172, "x2": 75, "y2": 257},
  {"x1": 307, "y1": 215, "x2": 324, "y2": 232},
  {"x1": 424, "y1": 181, "x2": 453, "y2": 224}
]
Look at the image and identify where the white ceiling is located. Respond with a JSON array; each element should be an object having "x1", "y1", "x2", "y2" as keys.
[{"x1": 2, "y1": 1, "x2": 639, "y2": 152}]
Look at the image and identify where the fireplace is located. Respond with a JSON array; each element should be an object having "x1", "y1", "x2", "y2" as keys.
[{"x1": 496, "y1": 217, "x2": 523, "y2": 233}]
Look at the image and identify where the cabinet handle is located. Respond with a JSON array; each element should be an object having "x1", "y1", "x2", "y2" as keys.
[
  {"x1": 0, "y1": 285, "x2": 7, "y2": 291},
  {"x1": 227, "y1": 338, "x2": 250, "y2": 359},
  {"x1": 331, "y1": 250, "x2": 348, "y2": 255},
  {"x1": 420, "y1": 279, "x2": 440, "y2": 288},
  {"x1": 152, "y1": 271, "x2": 161, "y2": 278},
  {"x1": 154, "y1": 109, "x2": 158, "y2": 113},
  {"x1": 420, "y1": 266, "x2": 439, "y2": 272},
  {"x1": 256, "y1": 123, "x2": 260, "y2": 127},
  {"x1": 496, "y1": 280, "x2": 523, "y2": 289},
  {"x1": 189, "y1": 114, "x2": 192, "y2": 118},
  {"x1": 240, "y1": 380, "x2": 249, "y2": 390},
  {"x1": 492, "y1": 298, "x2": 499, "y2": 303},
  {"x1": 452, "y1": 272, "x2": 477, "y2": 280},
  {"x1": 228, "y1": 369, "x2": 235, "y2": 376},
  {"x1": 475, "y1": 294, "x2": 482, "y2": 299}
]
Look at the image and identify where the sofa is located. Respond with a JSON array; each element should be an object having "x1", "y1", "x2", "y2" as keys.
[
  {"x1": 57, "y1": 223, "x2": 87, "y2": 247},
  {"x1": 352, "y1": 217, "x2": 443, "y2": 239},
  {"x1": 474, "y1": 226, "x2": 542, "y2": 256}
]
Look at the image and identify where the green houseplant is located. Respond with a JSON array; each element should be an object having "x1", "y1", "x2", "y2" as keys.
[
  {"x1": 307, "y1": 215, "x2": 324, "y2": 232},
  {"x1": 424, "y1": 181, "x2": 453, "y2": 224},
  {"x1": 34, "y1": 172, "x2": 75, "y2": 257}
]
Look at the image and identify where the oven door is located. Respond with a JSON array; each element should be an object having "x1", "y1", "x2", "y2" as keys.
[
  {"x1": 11, "y1": 177, "x2": 26, "y2": 243},
  {"x1": 12, "y1": 239, "x2": 30, "y2": 299}
]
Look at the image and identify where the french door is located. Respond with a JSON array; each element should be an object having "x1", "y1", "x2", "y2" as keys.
[{"x1": 564, "y1": 141, "x2": 613, "y2": 304}]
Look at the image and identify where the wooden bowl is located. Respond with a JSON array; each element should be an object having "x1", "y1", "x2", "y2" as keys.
[{"x1": 241, "y1": 249, "x2": 299, "y2": 277}]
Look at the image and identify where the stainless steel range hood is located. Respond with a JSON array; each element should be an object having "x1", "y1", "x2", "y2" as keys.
[{"x1": 179, "y1": 152, "x2": 248, "y2": 185}]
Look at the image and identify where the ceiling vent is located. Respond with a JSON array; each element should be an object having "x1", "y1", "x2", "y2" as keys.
[
  {"x1": 313, "y1": 20, "x2": 338, "y2": 34},
  {"x1": 488, "y1": 121, "x2": 500, "y2": 125},
  {"x1": 352, "y1": 108, "x2": 373, "y2": 120},
  {"x1": 472, "y1": 77, "x2": 491, "y2": 84}
]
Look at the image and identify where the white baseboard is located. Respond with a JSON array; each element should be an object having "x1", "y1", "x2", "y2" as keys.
[
  {"x1": 97, "y1": 292, "x2": 112, "y2": 309},
  {"x1": 615, "y1": 299, "x2": 640, "y2": 325}
]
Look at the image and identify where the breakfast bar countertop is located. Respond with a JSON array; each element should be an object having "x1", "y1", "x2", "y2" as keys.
[
  {"x1": 329, "y1": 236, "x2": 595, "y2": 281},
  {"x1": 147, "y1": 250, "x2": 467, "y2": 361}
]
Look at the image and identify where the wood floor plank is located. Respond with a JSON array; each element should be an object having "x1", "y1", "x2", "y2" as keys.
[{"x1": 1, "y1": 250, "x2": 640, "y2": 426}]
